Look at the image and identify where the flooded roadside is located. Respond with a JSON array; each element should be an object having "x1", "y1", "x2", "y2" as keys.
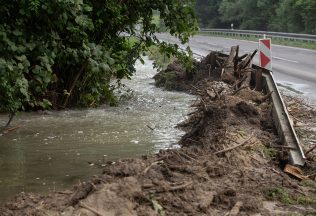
[{"x1": 0, "y1": 58, "x2": 195, "y2": 202}]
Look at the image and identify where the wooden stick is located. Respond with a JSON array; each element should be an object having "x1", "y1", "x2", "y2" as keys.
[
  {"x1": 79, "y1": 202, "x2": 106, "y2": 216},
  {"x1": 270, "y1": 145, "x2": 296, "y2": 150},
  {"x1": 224, "y1": 201, "x2": 243, "y2": 216},
  {"x1": 233, "y1": 45, "x2": 239, "y2": 72},
  {"x1": 146, "y1": 125, "x2": 155, "y2": 131},
  {"x1": 200, "y1": 98, "x2": 207, "y2": 111},
  {"x1": 307, "y1": 172, "x2": 316, "y2": 178},
  {"x1": 232, "y1": 75, "x2": 247, "y2": 90},
  {"x1": 218, "y1": 87, "x2": 225, "y2": 95},
  {"x1": 167, "y1": 181, "x2": 193, "y2": 192},
  {"x1": 190, "y1": 84, "x2": 202, "y2": 92},
  {"x1": 3, "y1": 124, "x2": 21, "y2": 134},
  {"x1": 63, "y1": 61, "x2": 88, "y2": 108},
  {"x1": 237, "y1": 54, "x2": 247, "y2": 61},
  {"x1": 260, "y1": 91, "x2": 273, "y2": 103},
  {"x1": 1, "y1": 113, "x2": 16, "y2": 134},
  {"x1": 212, "y1": 87, "x2": 220, "y2": 99},
  {"x1": 215, "y1": 135, "x2": 253, "y2": 155},
  {"x1": 243, "y1": 49, "x2": 257, "y2": 69},
  {"x1": 143, "y1": 161, "x2": 163, "y2": 174},
  {"x1": 5, "y1": 112, "x2": 15, "y2": 128},
  {"x1": 232, "y1": 86, "x2": 247, "y2": 96},
  {"x1": 178, "y1": 151, "x2": 197, "y2": 162}
]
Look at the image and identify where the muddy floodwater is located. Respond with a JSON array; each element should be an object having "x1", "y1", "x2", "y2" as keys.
[{"x1": 0, "y1": 58, "x2": 195, "y2": 202}]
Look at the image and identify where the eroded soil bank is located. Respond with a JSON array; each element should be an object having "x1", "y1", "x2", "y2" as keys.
[{"x1": 1, "y1": 50, "x2": 316, "y2": 216}]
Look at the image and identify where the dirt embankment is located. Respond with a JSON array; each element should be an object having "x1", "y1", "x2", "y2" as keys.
[{"x1": 1, "y1": 48, "x2": 316, "y2": 216}]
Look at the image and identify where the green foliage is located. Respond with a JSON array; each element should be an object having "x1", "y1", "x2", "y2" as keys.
[
  {"x1": 0, "y1": 0, "x2": 198, "y2": 112},
  {"x1": 261, "y1": 145, "x2": 277, "y2": 158},
  {"x1": 195, "y1": 0, "x2": 226, "y2": 28},
  {"x1": 195, "y1": 0, "x2": 316, "y2": 34}
]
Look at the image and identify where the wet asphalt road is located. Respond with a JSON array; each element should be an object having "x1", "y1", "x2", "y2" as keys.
[{"x1": 157, "y1": 33, "x2": 316, "y2": 101}]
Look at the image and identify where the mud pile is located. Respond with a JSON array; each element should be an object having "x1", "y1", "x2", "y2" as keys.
[{"x1": 1, "y1": 47, "x2": 316, "y2": 215}]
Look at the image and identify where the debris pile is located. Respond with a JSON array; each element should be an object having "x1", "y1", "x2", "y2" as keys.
[{"x1": 1, "y1": 46, "x2": 316, "y2": 215}]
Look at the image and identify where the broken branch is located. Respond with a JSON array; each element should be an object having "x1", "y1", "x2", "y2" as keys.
[
  {"x1": 215, "y1": 135, "x2": 253, "y2": 155},
  {"x1": 305, "y1": 145, "x2": 316, "y2": 156},
  {"x1": 79, "y1": 202, "x2": 106, "y2": 216},
  {"x1": 143, "y1": 161, "x2": 163, "y2": 174},
  {"x1": 232, "y1": 86, "x2": 247, "y2": 96}
]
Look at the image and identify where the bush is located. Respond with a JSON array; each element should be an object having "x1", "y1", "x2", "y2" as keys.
[{"x1": 0, "y1": 0, "x2": 198, "y2": 112}]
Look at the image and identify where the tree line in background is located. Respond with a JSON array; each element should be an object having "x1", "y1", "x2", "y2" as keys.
[{"x1": 195, "y1": 0, "x2": 316, "y2": 34}]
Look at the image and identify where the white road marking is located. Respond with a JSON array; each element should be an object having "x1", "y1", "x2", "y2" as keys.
[{"x1": 273, "y1": 56, "x2": 299, "y2": 63}]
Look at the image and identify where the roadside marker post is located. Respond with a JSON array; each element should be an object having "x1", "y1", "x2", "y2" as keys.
[{"x1": 259, "y1": 38, "x2": 272, "y2": 71}]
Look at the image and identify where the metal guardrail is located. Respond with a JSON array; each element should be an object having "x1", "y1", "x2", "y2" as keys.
[
  {"x1": 200, "y1": 28, "x2": 316, "y2": 43},
  {"x1": 258, "y1": 67, "x2": 306, "y2": 166}
]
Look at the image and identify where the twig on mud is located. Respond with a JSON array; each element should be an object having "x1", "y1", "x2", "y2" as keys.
[
  {"x1": 224, "y1": 201, "x2": 243, "y2": 216},
  {"x1": 57, "y1": 191, "x2": 73, "y2": 195},
  {"x1": 232, "y1": 75, "x2": 247, "y2": 90},
  {"x1": 305, "y1": 145, "x2": 316, "y2": 156},
  {"x1": 216, "y1": 59, "x2": 222, "y2": 68},
  {"x1": 260, "y1": 91, "x2": 273, "y2": 103},
  {"x1": 214, "y1": 135, "x2": 253, "y2": 155},
  {"x1": 232, "y1": 86, "x2": 247, "y2": 96},
  {"x1": 218, "y1": 87, "x2": 225, "y2": 95},
  {"x1": 212, "y1": 87, "x2": 220, "y2": 99},
  {"x1": 173, "y1": 151, "x2": 187, "y2": 163},
  {"x1": 187, "y1": 138, "x2": 201, "y2": 144},
  {"x1": 226, "y1": 136, "x2": 239, "y2": 145},
  {"x1": 187, "y1": 110, "x2": 201, "y2": 116},
  {"x1": 285, "y1": 94, "x2": 316, "y2": 111},
  {"x1": 307, "y1": 172, "x2": 316, "y2": 179},
  {"x1": 200, "y1": 98, "x2": 207, "y2": 111},
  {"x1": 178, "y1": 151, "x2": 197, "y2": 162},
  {"x1": 79, "y1": 202, "x2": 106, "y2": 216},
  {"x1": 165, "y1": 181, "x2": 193, "y2": 192},
  {"x1": 269, "y1": 145, "x2": 296, "y2": 150},
  {"x1": 143, "y1": 161, "x2": 163, "y2": 174},
  {"x1": 190, "y1": 84, "x2": 202, "y2": 93},
  {"x1": 270, "y1": 168, "x2": 300, "y2": 189}
]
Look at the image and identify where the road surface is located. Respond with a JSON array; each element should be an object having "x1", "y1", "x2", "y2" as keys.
[{"x1": 157, "y1": 34, "x2": 316, "y2": 102}]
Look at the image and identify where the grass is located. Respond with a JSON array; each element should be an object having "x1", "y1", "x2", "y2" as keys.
[
  {"x1": 301, "y1": 180, "x2": 316, "y2": 190},
  {"x1": 263, "y1": 187, "x2": 293, "y2": 204},
  {"x1": 263, "y1": 186, "x2": 316, "y2": 205},
  {"x1": 200, "y1": 32, "x2": 316, "y2": 50},
  {"x1": 261, "y1": 145, "x2": 277, "y2": 158}
]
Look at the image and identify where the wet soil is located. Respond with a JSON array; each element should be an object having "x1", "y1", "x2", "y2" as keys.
[{"x1": 1, "y1": 53, "x2": 316, "y2": 215}]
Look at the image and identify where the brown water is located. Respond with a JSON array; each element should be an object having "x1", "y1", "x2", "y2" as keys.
[{"x1": 0, "y1": 58, "x2": 195, "y2": 202}]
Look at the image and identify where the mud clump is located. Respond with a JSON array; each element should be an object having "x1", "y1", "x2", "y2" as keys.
[
  {"x1": 231, "y1": 101, "x2": 259, "y2": 117},
  {"x1": 1, "y1": 47, "x2": 316, "y2": 215}
]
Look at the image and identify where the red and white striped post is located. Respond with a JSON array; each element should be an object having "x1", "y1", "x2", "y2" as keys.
[{"x1": 259, "y1": 38, "x2": 272, "y2": 71}]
